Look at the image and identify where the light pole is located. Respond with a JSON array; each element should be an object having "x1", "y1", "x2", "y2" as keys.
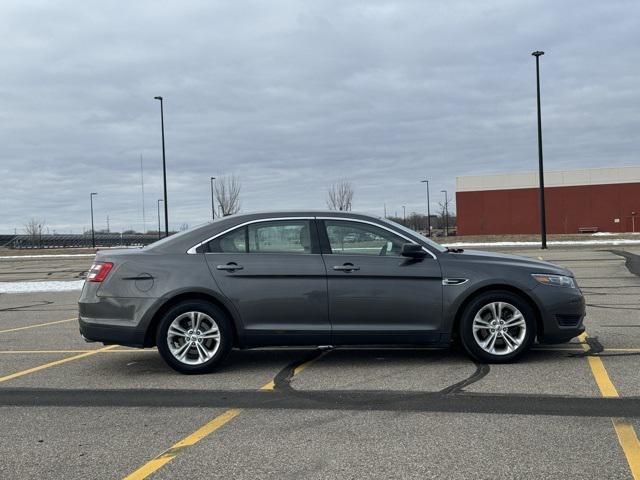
[
  {"x1": 421, "y1": 179, "x2": 431, "y2": 236},
  {"x1": 441, "y1": 190, "x2": 449, "y2": 237},
  {"x1": 157, "y1": 199, "x2": 163, "y2": 239},
  {"x1": 532, "y1": 51, "x2": 547, "y2": 249},
  {"x1": 90, "y1": 192, "x2": 98, "y2": 249},
  {"x1": 402, "y1": 205, "x2": 406, "y2": 224},
  {"x1": 154, "y1": 96, "x2": 169, "y2": 237},
  {"x1": 210, "y1": 177, "x2": 216, "y2": 220}
]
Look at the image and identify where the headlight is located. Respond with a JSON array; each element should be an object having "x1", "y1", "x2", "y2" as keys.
[{"x1": 532, "y1": 273, "x2": 576, "y2": 288}]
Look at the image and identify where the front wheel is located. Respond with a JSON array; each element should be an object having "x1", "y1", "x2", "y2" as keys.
[
  {"x1": 459, "y1": 291, "x2": 536, "y2": 363},
  {"x1": 156, "y1": 300, "x2": 233, "y2": 374}
]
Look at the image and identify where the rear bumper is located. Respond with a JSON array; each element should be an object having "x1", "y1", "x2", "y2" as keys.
[
  {"x1": 78, "y1": 293, "x2": 158, "y2": 347},
  {"x1": 533, "y1": 285, "x2": 586, "y2": 344},
  {"x1": 79, "y1": 317, "x2": 146, "y2": 347}
]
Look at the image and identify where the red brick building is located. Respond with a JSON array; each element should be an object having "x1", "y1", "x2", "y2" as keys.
[{"x1": 456, "y1": 166, "x2": 640, "y2": 235}]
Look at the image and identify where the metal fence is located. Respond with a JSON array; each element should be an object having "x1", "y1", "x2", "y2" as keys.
[{"x1": 0, "y1": 233, "x2": 161, "y2": 249}]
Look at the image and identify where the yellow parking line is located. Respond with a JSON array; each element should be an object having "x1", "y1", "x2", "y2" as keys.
[
  {"x1": 0, "y1": 348, "x2": 154, "y2": 354},
  {"x1": 534, "y1": 346, "x2": 640, "y2": 353},
  {"x1": 294, "y1": 361, "x2": 313, "y2": 375},
  {"x1": 580, "y1": 333, "x2": 640, "y2": 478},
  {"x1": 533, "y1": 347, "x2": 584, "y2": 352},
  {"x1": 260, "y1": 380, "x2": 275, "y2": 391},
  {"x1": 106, "y1": 348, "x2": 158, "y2": 353},
  {"x1": 0, "y1": 350, "x2": 94, "y2": 354},
  {"x1": 613, "y1": 420, "x2": 640, "y2": 478},
  {"x1": 0, "y1": 345, "x2": 118, "y2": 383},
  {"x1": 123, "y1": 408, "x2": 242, "y2": 480},
  {"x1": 123, "y1": 355, "x2": 320, "y2": 479},
  {"x1": 0, "y1": 317, "x2": 76, "y2": 334}
]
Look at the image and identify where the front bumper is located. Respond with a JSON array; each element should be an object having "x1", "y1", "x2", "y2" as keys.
[{"x1": 533, "y1": 284, "x2": 586, "y2": 344}]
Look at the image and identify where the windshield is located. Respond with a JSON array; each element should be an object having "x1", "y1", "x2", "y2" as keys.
[{"x1": 379, "y1": 218, "x2": 447, "y2": 253}]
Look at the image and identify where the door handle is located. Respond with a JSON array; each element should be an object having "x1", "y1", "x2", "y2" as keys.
[
  {"x1": 333, "y1": 263, "x2": 360, "y2": 272},
  {"x1": 216, "y1": 263, "x2": 243, "y2": 272}
]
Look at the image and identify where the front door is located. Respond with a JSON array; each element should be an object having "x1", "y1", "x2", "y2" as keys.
[
  {"x1": 319, "y1": 219, "x2": 443, "y2": 345},
  {"x1": 204, "y1": 218, "x2": 329, "y2": 346}
]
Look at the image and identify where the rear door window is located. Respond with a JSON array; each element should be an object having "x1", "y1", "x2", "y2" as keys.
[
  {"x1": 248, "y1": 220, "x2": 311, "y2": 253},
  {"x1": 207, "y1": 220, "x2": 313, "y2": 254}
]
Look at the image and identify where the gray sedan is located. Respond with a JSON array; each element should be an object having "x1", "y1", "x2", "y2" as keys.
[{"x1": 79, "y1": 211, "x2": 585, "y2": 373}]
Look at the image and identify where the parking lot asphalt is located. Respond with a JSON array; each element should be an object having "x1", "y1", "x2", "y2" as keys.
[{"x1": 0, "y1": 247, "x2": 639, "y2": 479}]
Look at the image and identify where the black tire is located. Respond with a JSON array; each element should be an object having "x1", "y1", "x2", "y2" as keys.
[
  {"x1": 156, "y1": 300, "x2": 233, "y2": 374},
  {"x1": 459, "y1": 290, "x2": 536, "y2": 364}
]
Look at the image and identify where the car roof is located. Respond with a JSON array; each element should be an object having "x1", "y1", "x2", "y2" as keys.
[
  {"x1": 143, "y1": 211, "x2": 382, "y2": 254},
  {"x1": 222, "y1": 210, "x2": 381, "y2": 219}
]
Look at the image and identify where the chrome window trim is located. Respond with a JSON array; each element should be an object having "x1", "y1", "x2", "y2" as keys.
[
  {"x1": 186, "y1": 217, "x2": 315, "y2": 254},
  {"x1": 317, "y1": 217, "x2": 438, "y2": 260}
]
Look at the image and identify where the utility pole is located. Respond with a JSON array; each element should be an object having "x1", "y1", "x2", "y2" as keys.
[
  {"x1": 210, "y1": 177, "x2": 216, "y2": 220},
  {"x1": 421, "y1": 179, "x2": 431, "y2": 236},
  {"x1": 140, "y1": 154, "x2": 146, "y2": 233},
  {"x1": 532, "y1": 51, "x2": 547, "y2": 249},
  {"x1": 154, "y1": 96, "x2": 169, "y2": 237},
  {"x1": 90, "y1": 192, "x2": 97, "y2": 249},
  {"x1": 157, "y1": 199, "x2": 163, "y2": 239}
]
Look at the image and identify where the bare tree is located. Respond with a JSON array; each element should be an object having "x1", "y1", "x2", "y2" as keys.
[
  {"x1": 24, "y1": 218, "x2": 46, "y2": 247},
  {"x1": 437, "y1": 197, "x2": 454, "y2": 235},
  {"x1": 179, "y1": 223, "x2": 189, "y2": 231},
  {"x1": 326, "y1": 180, "x2": 354, "y2": 211},
  {"x1": 214, "y1": 175, "x2": 242, "y2": 216}
]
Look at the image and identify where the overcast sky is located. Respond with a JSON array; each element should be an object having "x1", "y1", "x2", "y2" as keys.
[{"x1": 1, "y1": 0, "x2": 638, "y2": 233}]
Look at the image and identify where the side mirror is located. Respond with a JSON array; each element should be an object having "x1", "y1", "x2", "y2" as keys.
[{"x1": 401, "y1": 243, "x2": 427, "y2": 259}]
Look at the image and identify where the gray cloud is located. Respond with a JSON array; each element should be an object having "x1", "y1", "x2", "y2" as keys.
[{"x1": 1, "y1": 0, "x2": 638, "y2": 233}]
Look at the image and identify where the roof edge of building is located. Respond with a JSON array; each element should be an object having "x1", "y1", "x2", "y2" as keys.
[{"x1": 456, "y1": 165, "x2": 640, "y2": 192}]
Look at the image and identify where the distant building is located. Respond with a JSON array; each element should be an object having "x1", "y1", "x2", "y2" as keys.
[{"x1": 456, "y1": 166, "x2": 640, "y2": 235}]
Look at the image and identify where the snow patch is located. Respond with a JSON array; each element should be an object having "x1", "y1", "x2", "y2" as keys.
[
  {"x1": 441, "y1": 239, "x2": 640, "y2": 248},
  {"x1": 0, "y1": 254, "x2": 95, "y2": 260},
  {"x1": 0, "y1": 280, "x2": 85, "y2": 293}
]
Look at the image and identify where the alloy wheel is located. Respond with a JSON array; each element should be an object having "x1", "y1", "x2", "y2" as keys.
[
  {"x1": 472, "y1": 301, "x2": 527, "y2": 356},
  {"x1": 167, "y1": 311, "x2": 221, "y2": 365}
]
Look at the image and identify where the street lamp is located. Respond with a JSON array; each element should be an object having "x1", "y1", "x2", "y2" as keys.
[
  {"x1": 402, "y1": 205, "x2": 406, "y2": 224},
  {"x1": 90, "y1": 192, "x2": 98, "y2": 249},
  {"x1": 154, "y1": 96, "x2": 169, "y2": 237},
  {"x1": 157, "y1": 199, "x2": 163, "y2": 239},
  {"x1": 441, "y1": 190, "x2": 449, "y2": 237},
  {"x1": 532, "y1": 51, "x2": 547, "y2": 249},
  {"x1": 421, "y1": 179, "x2": 431, "y2": 236},
  {"x1": 210, "y1": 177, "x2": 216, "y2": 220}
]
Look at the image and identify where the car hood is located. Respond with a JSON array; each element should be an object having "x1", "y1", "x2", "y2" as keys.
[{"x1": 449, "y1": 249, "x2": 572, "y2": 276}]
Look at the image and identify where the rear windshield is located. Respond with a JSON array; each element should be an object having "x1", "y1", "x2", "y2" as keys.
[{"x1": 144, "y1": 222, "x2": 211, "y2": 250}]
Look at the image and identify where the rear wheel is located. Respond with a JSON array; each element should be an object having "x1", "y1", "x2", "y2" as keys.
[
  {"x1": 459, "y1": 291, "x2": 536, "y2": 363},
  {"x1": 156, "y1": 300, "x2": 232, "y2": 374}
]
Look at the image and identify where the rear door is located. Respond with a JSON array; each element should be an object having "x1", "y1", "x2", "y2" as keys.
[
  {"x1": 319, "y1": 218, "x2": 443, "y2": 345},
  {"x1": 204, "y1": 218, "x2": 330, "y2": 346}
]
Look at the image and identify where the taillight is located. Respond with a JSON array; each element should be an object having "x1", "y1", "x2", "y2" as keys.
[{"x1": 87, "y1": 262, "x2": 114, "y2": 282}]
